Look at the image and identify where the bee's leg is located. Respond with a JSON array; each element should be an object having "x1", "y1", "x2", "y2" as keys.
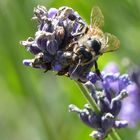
[
  {"x1": 72, "y1": 26, "x2": 88, "y2": 37},
  {"x1": 94, "y1": 61, "x2": 103, "y2": 81},
  {"x1": 77, "y1": 20, "x2": 88, "y2": 33},
  {"x1": 66, "y1": 41, "x2": 78, "y2": 51},
  {"x1": 71, "y1": 18, "x2": 88, "y2": 37}
]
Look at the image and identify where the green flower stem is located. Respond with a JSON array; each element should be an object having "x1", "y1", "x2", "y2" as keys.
[
  {"x1": 108, "y1": 134, "x2": 113, "y2": 140},
  {"x1": 111, "y1": 128, "x2": 121, "y2": 140},
  {"x1": 76, "y1": 81, "x2": 122, "y2": 140},
  {"x1": 76, "y1": 81, "x2": 100, "y2": 113}
]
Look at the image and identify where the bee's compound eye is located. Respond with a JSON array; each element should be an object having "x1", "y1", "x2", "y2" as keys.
[
  {"x1": 91, "y1": 39, "x2": 101, "y2": 54},
  {"x1": 68, "y1": 14, "x2": 76, "y2": 20}
]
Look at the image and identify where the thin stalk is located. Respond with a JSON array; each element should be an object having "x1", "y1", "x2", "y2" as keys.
[
  {"x1": 76, "y1": 81, "x2": 100, "y2": 113},
  {"x1": 76, "y1": 81, "x2": 122, "y2": 140},
  {"x1": 111, "y1": 128, "x2": 121, "y2": 140},
  {"x1": 108, "y1": 134, "x2": 113, "y2": 140}
]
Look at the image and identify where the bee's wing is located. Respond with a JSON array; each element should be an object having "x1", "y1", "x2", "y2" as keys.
[
  {"x1": 101, "y1": 33, "x2": 120, "y2": 53},
  {"x1": 90, "y1": 6, "x2": 104, "y2": 28}
]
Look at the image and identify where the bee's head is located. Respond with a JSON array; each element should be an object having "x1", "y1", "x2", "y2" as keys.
[{"x1": 86, "y1": 37, "x2": 101, "y2": 55}]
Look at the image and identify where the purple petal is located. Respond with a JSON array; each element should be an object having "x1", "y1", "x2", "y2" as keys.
[
  {"x1": 27, "y1": 45, "x2": 41, "y2": 55},
  {"x1": 23, "y1": 59, "x2": 33, "y2": 66},
  {"x1": 119, "y1": 84, "x2": 140, "y2": 127},
  {"x1": 36, "y1": 36, "x2": 47, "y2": 50},
  {"x1": 52, "y1": 63, "x2": 62, "y2": 71},
  {"x1": 48, "y1": 8, "x2": 58, "y2": 19},
  {"x1": 43, "y1": 52, "x2": 53, "y2": 63},
  {"x1": 103, "y1": 74, "x2": 120, "y2": 95},
  {"x1": 41, "y1": 23, "x2": 52, "y2": 32},
  {"x1": 80, "y1": 110, "x2": 101, "y2": 129},
  {"x1": 72, "y1": 22, "x2": 79, "y2": 33},
  {"x1": 114, "y1": 120, "x2": 128, "y2": 128},
  {"x1": 46, "y1": 40, "x2": 58, "y2": 55},
  {"x1": 101, "y1": 113, "x2": 114, "y2": 132},
  {"x1": 119, "y1": 74, "x2": 131, "y2": 90},
  {"x1": 103, "y1": 62, "x2": 119, "y2": 74},
  {"x1": 87, "y1": 72, "x2": 100, "y2": 84}
]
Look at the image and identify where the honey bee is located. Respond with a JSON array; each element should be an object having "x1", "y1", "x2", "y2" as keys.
[{"x1": 66, "y1": 6, "x2": 120, "y2": 80}]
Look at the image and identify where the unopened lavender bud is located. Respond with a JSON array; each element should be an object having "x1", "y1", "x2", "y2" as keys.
[
  {"x1": 88, "y1": 112, "x2": 101, "y2": 129},
  {"x1": 72, "y1": 22, "x2": 79, "y2": 33},
  {"x1": 109, "y1": 90, "x2": 127, "y2": 117},
  {"x1": 84, "y1": 81, "x2": 95, "y2": 93},
  {"x1": 110, "y1": 101, "x2": 121, "y2": 117},
  {"x1": 90, "y1": 130, "x2": 104, "y2": 139},
  {"x1": 69, "y1": 104, "x2": 81, "y2": 113},
  {"x1": 52, "y1": 63, "x2": 62, "y2": 71},
  {"x1": 47, "y1": 8, "x2": 58, "y2": 19},
  {"x1": 28, "y1": 45, "x2": 41, "y2": 55},
  {"x1": 97, "y1": 96, "x2": 110, "y2": 113},
  {"x1": 41, "y1": 23, "x2": 51, "y2": 32},
  {"x1": 69, "y1": 105, "x2": 98, "y2": 128},
  {"x1": 46, "y1": 39, "x2": 58, "y2": 55},
  {"x1": 33, "y1": 5, "x2": 47, "y2": 21},
  {"x1": 114, "y1": 120, "x2": 128, "y2": 128},
  {"x1": 111, "y1": 90, "x2": 128, "y2": 106},
  {"x1": 23, "y1": 59, "x2": 34, "y2": 66},
  {"x1": 80, "y1": 112, "x2": 92, "y2": 128},
  {"x1": 20, "y1": 38, "x2": 33, "y2": 46},
  {"x1": 119, "y1": 90, "x2": 128, "y2": 100},
  {"x1": 36, "y1": 32, "x2": 48, "y2": 50},
  {"x1": 119, "y1": 74, "x2": 131, "y2": 89},
  {"x1": 94, "y1": 81, "x2": 103, "y2": 91},
  {"x1": 36, "y1": 31, "x2": 55, "y2": 50},
  {"x1": 84, "y1": 81, "x2": 97, "y2": 102},
  {"x1": 101, "y1": 113, "x2": 114, "y2": 132},
  {"x1": 43, "y1": 52, "x2": 53, "y2": 62},
  {"x1": 87, "y1": 72, "x2": 100, "y2": 84}
]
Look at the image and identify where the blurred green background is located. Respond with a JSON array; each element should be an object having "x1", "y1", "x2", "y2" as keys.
[{"x1": 0, "y1": 0, "x2": 140, "y2": 140}]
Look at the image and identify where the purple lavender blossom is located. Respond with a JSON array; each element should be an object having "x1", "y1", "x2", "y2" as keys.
[
  {"x1": 118, "y1": 65, "x2": 140, "y2": 127},
  {"x1": 52, "y1": 63, "x2": 62, "y2": 71},
  {"x1": 87, "y1": 72, "x2": 100, "y2": 84},
  {"x1": 47, "y1": 8, "x2": 58, "y2": 19},
  {"x1": 119, "y1": 84, "x2": 140, "y2": 127},
  {"x1": 86, "y1": 74, "x2": 129, "y2": 117},
  {"x1": 21, "y1": 5, "x2": 89, "y2": 81},
  {"x1": 103, "y1": 62, "x2": 119, "y2": 74},
  {"x1": 46, "y1": 39, "x2": 58, "y2": 55},
  {"x1": 69, "y1": 67, "x2": 131, "y2": 139},
  {"x1": 23, "y1": 59, "x2": 33, "y2": 66},
  {"x1": 102, "y1": 62, "x2": 140, "y2": 127}
]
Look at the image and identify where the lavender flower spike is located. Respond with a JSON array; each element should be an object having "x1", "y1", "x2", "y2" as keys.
[
  {"x1": 21, "y1": 5, "x2": 90, "y2": 81},
  {"x1": 69, "y1": 70, "x2": 131, "y2": 139},
  {"x1": 23, "y1": 59, "x2": 34, "y2": 66},
  {"x1": 103, "y1": 62, "x2": 140, "y2": 128}
]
